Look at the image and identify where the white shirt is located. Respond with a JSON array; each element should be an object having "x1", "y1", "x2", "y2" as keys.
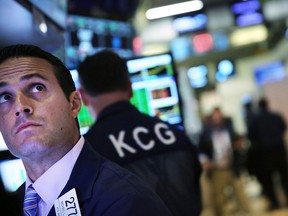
[
  {"x1": 211, "y1": 129, "x2": 232, "y2": 168},
  {"x1": 25, "y1": 136, "x2": 85, "y2": 216}
]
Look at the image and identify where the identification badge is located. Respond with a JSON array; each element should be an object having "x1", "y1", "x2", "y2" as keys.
[{"x1": 54, "y1": 188, "x2": 82, "y2": 216}]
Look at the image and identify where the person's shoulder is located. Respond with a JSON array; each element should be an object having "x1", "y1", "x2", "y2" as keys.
[
  {"x1": 79, "y1": 144, "x2": 151, "y2": 194},
  {"x1": 89, "y1": 159, "x2": 173, "y2": 215},
  {"x1": 93, "y1": 158, "x2": 147, "y2": 190},
  {"x1": 272, "y1": 111, "x2": 284, "y2": 118}
]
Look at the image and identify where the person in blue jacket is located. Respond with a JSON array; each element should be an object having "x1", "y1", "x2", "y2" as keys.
[
  {"x1": 77, "y1": 49, "x2": 202, "y2": 216},
  {"x1": 0, "y1": 44, "x2": 173, "y2": 216}
]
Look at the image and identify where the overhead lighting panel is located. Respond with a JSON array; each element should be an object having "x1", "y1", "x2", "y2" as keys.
[
  {"x1": 145, "y1": 0, "x2": 204, "y2": 20},
  {"x1": 230, "y1": 25, "x2": 268, "y2": 46}
]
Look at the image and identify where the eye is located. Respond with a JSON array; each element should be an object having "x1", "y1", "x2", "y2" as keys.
[
  {"x1": 0, "y1": 93, "x2": 12, "y2": 104},
  {"x1": 31, "y1": 84, "x2": 45, "y2": 93}
]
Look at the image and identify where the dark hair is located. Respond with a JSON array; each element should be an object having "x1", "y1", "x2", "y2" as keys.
[
  {"x1": 77, "y1": 49, "x2": 130, "y2": 96},
  {"x1": 258, "y1": 98, "x2": 268, "y2": 110},
  {"x1": 0, "y1": 44, "x2": 80, "y2": 129},
  {"x1": 0, "y1": 44, "x2": 76, "y2": 100}
]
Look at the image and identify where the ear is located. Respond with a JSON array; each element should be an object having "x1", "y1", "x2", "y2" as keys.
[
  {"x1": 69, "y1": 91, "x2": 82, "y2": 118},
  {"x1": 79, "y1": 88, "x2": 89, "y2": 106}
]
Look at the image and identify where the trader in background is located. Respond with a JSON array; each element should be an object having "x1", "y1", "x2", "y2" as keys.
[
  {"x1": 247, "y1": 98, "x2": 288, "y2": 210},
  {"x1": 198, "y1": 107, "x2": 250, "y2": 216},
  {"x1": 77, "y1": 49, "x2": 202, "y2": 216},
  {"x1": 0, "y1": 44, "x2": 173, "y2": 216}
]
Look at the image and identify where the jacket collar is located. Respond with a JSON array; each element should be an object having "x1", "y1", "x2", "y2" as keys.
[
  {"x1": 97, "y1": 100, "x2": 136, "y2": 121},
  {"x1": 48, "y1": 141, "x2": 101, "y2": 216}
]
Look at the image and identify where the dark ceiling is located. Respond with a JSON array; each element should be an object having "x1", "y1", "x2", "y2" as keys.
[
  {"x1": 67, "y1": 0, "x2": 240, "y2": 21},
  {"x1": 67, "y1": 0, "x2": 269, "y2": 21},
  {"x1": 0, "y1": 0, "x2": 285, "y2": 60},
  {"x1": 68, "y1": 0, "x2": 141, "y2": 21}
]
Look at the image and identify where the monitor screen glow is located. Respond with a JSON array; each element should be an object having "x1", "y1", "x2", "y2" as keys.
[
  {"x1": 65, "y1": 15, "x2": 135, "y2": 70},
  {"x1": 0, "y1": 159, "x2": 25, "y2": 192},
  {"x1": 254, "y1": 61, "x2": 286, "y2": 86},
  {"x1": 0, "y1": 132, "x2": 25, "y2": 192},
  {"x1": 231, "y1": 0, "x2": 264, "y2": 27},
  {"x1": 126, "y1": 53, "x2": 183, "y2": 126}
]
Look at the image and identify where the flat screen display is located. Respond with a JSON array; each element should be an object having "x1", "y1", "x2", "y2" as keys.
[
  {"x1": 254, "y1": 61, "x2": 286, "y2": 86},
  {"x1": 215, "y1": 59, "x2": 236, "y2": 82},
  {"x1": 126, "y1": 53, "x2": 183, "y2": 126},
  {"x1": 0, "y1": 158, "x2": 25, "y2": 192},
  {"x1": 172, "y1": 13, "x2": 207, "y2": 34},
  {"x1": 0, "y1": 133, "x2": 25, "y2": 192},
  {"x1": 231, "y1": 0, "x2": 264, "y2": 27},
  {"x1": 65, "y1": 14, "x2": 135, "y2": 70}
]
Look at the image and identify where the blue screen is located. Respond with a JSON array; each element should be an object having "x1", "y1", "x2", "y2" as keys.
[{"x1": 254, "y1": 61, "x2": 286, "y2": 86}]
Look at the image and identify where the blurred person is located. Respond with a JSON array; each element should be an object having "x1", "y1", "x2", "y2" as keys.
[
  {"x1": 247, "y1": 97, "x2": 288, "y2": 210},
  {"x1": 0, "y1": 44, "x2": 174, "y2": 216},
  {"x1": 243, "y1": 101, "x2": 256, "y2": 130},
  {"x1": 77, "y1": 49, "x2": 202, "y2": 216},
  {"x1": 198, "y1": 107, "x2": 250, "y2": 216}
]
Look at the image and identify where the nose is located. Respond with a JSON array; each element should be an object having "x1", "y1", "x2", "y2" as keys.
[{"x1": 15, "y1": 93, "x2": 33, "y2": 117}]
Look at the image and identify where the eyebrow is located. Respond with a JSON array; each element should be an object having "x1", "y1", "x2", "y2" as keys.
[
  {"x1": 0, "y1": 73, "x2": 48, "y2": 88},
  {"x1": 20, "y1": 73, "x2": 48, "y2": 82}
]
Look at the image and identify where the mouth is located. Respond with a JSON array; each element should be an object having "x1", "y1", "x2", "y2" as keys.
[{"x1": 15, "y1": 122, "x2": 42, "y2": 134}]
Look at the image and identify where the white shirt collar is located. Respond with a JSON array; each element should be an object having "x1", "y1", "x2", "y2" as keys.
[{"x1": 26, "y1": 136, "x2": 85, "y2": 215}]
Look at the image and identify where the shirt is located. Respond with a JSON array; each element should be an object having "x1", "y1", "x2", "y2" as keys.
[
  {"x1": 211, "y1": 129, "x2": 232, "y2": 168},
  {"x1": 25, "y1": 136, "x2": 84, "y2": 216}
]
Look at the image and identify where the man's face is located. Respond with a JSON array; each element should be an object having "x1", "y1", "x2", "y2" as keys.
[
  {"x1": 211, "y1": 110, "x2": 223, "y2": 126},
  {"x1": 0, "y1": 57, "x2": 80, "y2": 161}
]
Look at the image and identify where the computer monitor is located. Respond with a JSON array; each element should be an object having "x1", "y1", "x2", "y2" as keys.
[
  {"x1": 0, "y1": 158, "x2": 25, "y2": 192},
  {"x1": 126, "y1": 53, "x2": 183, "y2": 127},
  {"x1": 65, "y1": 14, "x2": 135, "y2": 70},
  {"x1": 0, "y1": 133, "x2": 26, "y2": 192},
  {"x1": 230, "y1": 0, "x2": 264, "y2": 27},
  {"x1": 254, "y1": 61, "x2": 286, "y2": 86}
]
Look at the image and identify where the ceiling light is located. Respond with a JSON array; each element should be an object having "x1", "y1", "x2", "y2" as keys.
[
  {"x1": 32, "y1": 6, "x2": 48, "y2": 35},
  {"x1": 145, "y1": 0, "x2": 204, "y2": 20},
  {"x1": 230, "y1": 25, "x2": 268, "y2": 46}
]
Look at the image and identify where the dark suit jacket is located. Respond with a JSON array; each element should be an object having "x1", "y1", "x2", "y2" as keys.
[
  {"x1": 248, "y1": 110, "x2": 286, "y2": 150},
  {"x1": 17, "y1": 141, "x2": 173, "y2": 216},
  {"x1": 198, "y1": 118, "x2": 242, "y2": 176},
  {"x1": 198, "y1": 118, "x2": 236, "y2": 160},
  {"x1": 85, "y1": 101, "x2": 202, "y2": 216},
  {"x1": 246, "y1": 109, "x2": 287, "y2": 175}
]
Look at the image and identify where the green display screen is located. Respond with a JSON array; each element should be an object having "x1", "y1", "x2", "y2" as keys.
[{"x1": 126, "y1": 53, "x2": 183, "y2": 126}]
